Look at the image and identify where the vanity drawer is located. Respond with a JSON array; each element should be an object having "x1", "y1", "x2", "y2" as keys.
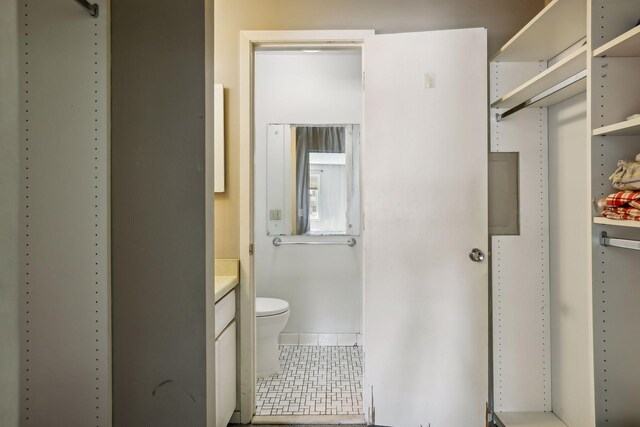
[
  {"x1": 215, "y1": 290, "x2": 235, "y2": 338},
  {"x1": 215, "y1": 320, "x2": 236, "y2": 427}
]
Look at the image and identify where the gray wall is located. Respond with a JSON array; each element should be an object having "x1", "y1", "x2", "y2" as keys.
[
  {"x1": 111, "y1": 1, "x2": 208, "y2": 425},
  {"x1": 0, "y1": 0, "x2": 19, "y2": 425}
]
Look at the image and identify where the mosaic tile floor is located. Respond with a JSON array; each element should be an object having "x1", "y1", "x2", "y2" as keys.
[{"x1": 256, "y1": 345, "x2": 363, "y2": 416}]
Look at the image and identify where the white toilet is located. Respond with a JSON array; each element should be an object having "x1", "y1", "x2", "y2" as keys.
[{"x1": 256, "y1": 297, "x2": 290, "y2": 378}]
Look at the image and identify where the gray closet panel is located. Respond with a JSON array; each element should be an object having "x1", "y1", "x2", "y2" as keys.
[
  {"x1": 2, "y1": 0, "x2": 21, "y2": 425},
  {"x1": 19, "y1": 0, "x2": 110, "y2": 425},
  {"x1": 111, "y1": 0, "x2": 208, "y2": 425},
  {"x1": 591, "y1": 2, "x2": 640, "y2": 422},
  {"x1": 592, "y1": 225, "x2": 640, "y2": 426},
  {"x1": 591, "y1": 136, "x2": 640, "y2": 425}
]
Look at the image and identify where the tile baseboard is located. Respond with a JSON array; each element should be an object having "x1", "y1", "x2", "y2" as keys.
[
  {"x1": 251, "y1": 414, "x2": 366, "y2": 424},
  {"x1": 279, "y1": 333, "x2": 363, "y2": 347}
]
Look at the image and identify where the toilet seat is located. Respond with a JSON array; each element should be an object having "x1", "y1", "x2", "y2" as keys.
[{"x1": 256, "y1": 297, "x2": 289, "y2": 317}]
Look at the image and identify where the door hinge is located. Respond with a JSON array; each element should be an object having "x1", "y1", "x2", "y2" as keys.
[{"x1": 249, "y1": 243, "x2": 254, "y2": 255}]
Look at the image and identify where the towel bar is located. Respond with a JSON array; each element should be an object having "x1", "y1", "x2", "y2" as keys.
[
  {"x1": 600, "y1": 231, "x2": 640, "y2": 251},
  {"x1": 272, "y1": 237, "x2": 357, "y2": 247}
]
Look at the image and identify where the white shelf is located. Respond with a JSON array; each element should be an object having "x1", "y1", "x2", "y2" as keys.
[
  {"x1": 495, "y1": 411, "x2": 567, "y2": 427},
  {"x1": 492, "y1": 47, "x2": 587, "y2": 109},
  {"x1": 491, "y1": 0, "x2": 586, "y2": 62},
  {"x1": 594, "y1": 217, "x2": 640, "y2": 228},
  {"x1": 594, "y1": 25, "x2": 640, "y2": 58},
  {"x1": 593, "y1": 117, "x2": 640, "y2": 136}
]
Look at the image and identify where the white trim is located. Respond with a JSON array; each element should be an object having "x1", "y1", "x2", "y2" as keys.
[
  {"x1": 205, "y1": 0, "x2": 215, "y2": 425},
  {"x1": 584, "y1": 3, "x2": 597, "y2": 423},
  {"x1": 252, "y1": 414, "x2": 366, "y2": 424},
  {"x1": 214, "y1": 84, "x2": 225, "y2": 192},
  {"x1": 279, "y1": 333, "x2": 363, "y2": 347},
  {"x1": 239, "y1": 30, "x2": 373, "y2": 423}
]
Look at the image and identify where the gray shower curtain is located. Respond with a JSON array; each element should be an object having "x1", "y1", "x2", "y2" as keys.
[{"x1": 295, "y1": 126, "x2": 345, "y2": 235}]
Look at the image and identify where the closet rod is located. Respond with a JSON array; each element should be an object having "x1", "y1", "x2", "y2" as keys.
[
  {"x1": 495, "y1": 69, "x2": 587, "y2": 122},
  {"x1": 74, "y1": 0, "x2": 99, "y2": 17},
  {"x1": 272, "y1": 237, "x2": 357, "y2": 247},
  {"x1": 600, "y1": 231, "x2": 640, "y2": 251}
]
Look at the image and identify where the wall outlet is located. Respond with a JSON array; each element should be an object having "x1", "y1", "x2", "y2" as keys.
[{"x1": 269, "y1": 209, "x2": 282, "y2": 220}]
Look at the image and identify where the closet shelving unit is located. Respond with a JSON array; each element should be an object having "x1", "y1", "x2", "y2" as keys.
[
  {"x1": 592, "y1": 116, "x2": 640, "y2": 136},
  {"x1": 491, "y1": 0, "x2": 587, "y2": 122},
  {"x1": 491, "y1": 46, "x2": 587, "y2": 111},
  {"x1": 593, "y1": 24, "x2": 640, "y2": 58},
  {"x1": 591, "y1": 22, "x2": 640, "y2": 140},
  {"x1": 490, "y1": 0, "x2": 587, "y2": 426},
  {"x1": 491, "y1": 0, "x2": 640, "y2": 425},
  {"x1": 491, "y1": 0, "x2": 586, "y2": 62},
  {"x1": 591, "y1": 2, "x2": 640, "y2": 424},
  {"x1": 494, "y1": 412, "x2": 567, "y2": 427},
  {"x1": 591, "y1": 3, "x2": 640, "y2": 228},
  {"x1": 593, "y1": 217, "x2": 640, "y2": 228}
]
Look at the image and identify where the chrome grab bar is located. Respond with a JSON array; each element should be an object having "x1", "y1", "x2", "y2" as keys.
[
  {"x1": 272, "y1": 237, "x2": 357, "y2": 247},
  {"x1": 600, "y1": 232, "x2": 640, "y2": 251}
]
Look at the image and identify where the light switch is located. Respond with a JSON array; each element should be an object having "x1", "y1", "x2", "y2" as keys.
[
  {"x1": 424, "y1": 73, "x2": 435, "y2": 88},
  {"x1": 269, "y1": 209, "x2": 282, "y2": 221}
]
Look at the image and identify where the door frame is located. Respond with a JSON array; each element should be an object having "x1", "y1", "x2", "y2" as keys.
[{"x1": 237, "y1": 30, "x2": 373, "y2": 423}]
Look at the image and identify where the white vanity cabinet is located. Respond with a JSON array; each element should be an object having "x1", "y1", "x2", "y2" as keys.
[{"x1": 215, "y1": 290, "x2": 237, "y2": 427}]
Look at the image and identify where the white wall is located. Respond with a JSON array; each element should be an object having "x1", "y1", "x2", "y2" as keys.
[
  {"x1": 254, "y1": 51, "x2": 363, "y2": 334},
  {"x1": 0, "y1": 0, "x2": 20, "y2": 425}
]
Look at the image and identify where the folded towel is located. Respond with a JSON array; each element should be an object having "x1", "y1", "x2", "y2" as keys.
[{"x1": 610, "y1": 158, "x2": 640, "y2": 190}]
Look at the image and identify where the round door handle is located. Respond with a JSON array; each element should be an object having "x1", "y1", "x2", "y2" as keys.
[{"x1": 469, "y1": 248, "x2": 485, "y2": 262}]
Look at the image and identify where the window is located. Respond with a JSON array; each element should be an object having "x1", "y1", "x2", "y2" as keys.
[{"x1": 309, "y1": 173, "x2": 320, "y2": 220}]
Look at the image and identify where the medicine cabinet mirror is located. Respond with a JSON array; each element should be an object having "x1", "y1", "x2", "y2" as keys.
[{"x1": 266, "y1": 124, "x2": 360, "y2": 236}]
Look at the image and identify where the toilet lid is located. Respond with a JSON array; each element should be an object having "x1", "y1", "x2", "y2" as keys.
[{"x1": 256, "y1": 298, "x2": 289, "y2": 317}]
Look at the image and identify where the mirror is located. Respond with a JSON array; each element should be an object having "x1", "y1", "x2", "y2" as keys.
[{"x1": 266, "y1": 124, "x2": 360, "y2": 236}]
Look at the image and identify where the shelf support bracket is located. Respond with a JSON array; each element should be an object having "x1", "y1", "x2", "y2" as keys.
[{"x1": 74, "y1": 0, "x2": 99, "y2": 18}]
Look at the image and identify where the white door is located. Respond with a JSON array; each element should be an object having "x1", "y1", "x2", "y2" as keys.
[{"x1": 363, "y1": 29, "x2": 488, "y2": 427}]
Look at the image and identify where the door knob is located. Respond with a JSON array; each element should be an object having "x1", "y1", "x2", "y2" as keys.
[{"x1": 468, "y1": 248, "x2": 485, "y2": 262}]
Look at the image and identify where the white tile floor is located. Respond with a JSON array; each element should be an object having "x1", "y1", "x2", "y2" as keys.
[{"x1": 256, "y1": 345, "x2": 363, "y2": 416}]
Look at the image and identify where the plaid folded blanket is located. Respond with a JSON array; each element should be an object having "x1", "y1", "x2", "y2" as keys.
[
  {"x1": 602, "y1": 191, "x2": 640, "y2": 207},
  {"x1": 602, "y1": 206, "x2": 640, "y2": 221}
]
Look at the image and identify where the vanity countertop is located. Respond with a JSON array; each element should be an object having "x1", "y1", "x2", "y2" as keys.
[
  {"x1": 215, "y1": 275, "x2": 239, "y2": 302},
  {"x1": 215, "y1": 259, "x2": 240, "y2": 303}
]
